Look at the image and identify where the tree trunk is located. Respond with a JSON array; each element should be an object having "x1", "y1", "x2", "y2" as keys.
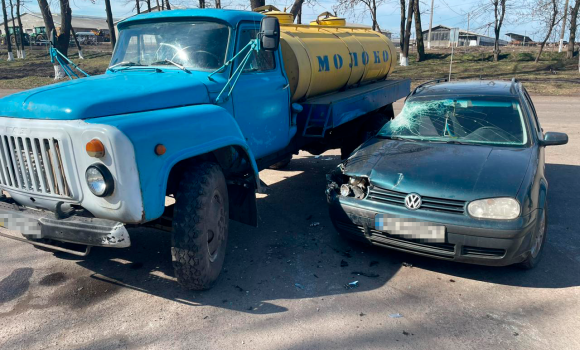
[
  {"x1": 71, "y1": 27, "x2": 83, "y2": 59},
  {"x1": 1, "y1": 0, "x2": 13, "y2": 60},
  {"x1": 9, "y1": 0, "x2": 20, "y2": 58},
  {"x1": 399, "y1": 0, "x2": 406, "y2": 60},
  {"x1": 413, "y1": 0, "x2": 424, "y2": 61},
  {"x1": 136, "y1": 0, "x2": 140, "y2": 14},
  {"x1": 104, "y1": 0, "x2": 116, "y2": 49},
  {"x1": 289, "y1": 0, "x2": 304, "y2": 20},
  {"x1": 36, "y1": 0, "x2": 56, "y2": 45},
  {"x1": 16, "y1": 0, "x2": 24, "y2": 58},
  {"x1": 146, "y1": 0, "x2": 151, "y2": 12},
  {"x1": 250, "y1": 0, "x2": 264, "y2": 10},
  {"x1": 371, "y1": 0, "x2": 380, "y2": 31},
  {"x1": 215, "y1": 0, "x2": 221, "y2": 9},
  {"x1": 401, "y1": 0, "x2": 414, "y2": 66},
  {"x1": 165, "y1": 0, "x2": 171, "y2": 10},
  {"x1": 568, "y1": 0, "x2": 580, "y2": 59},
  {"x1": 493, "y1": 0, "x2": 506, "y2": 62},
  {"x1": 297, "y1": 6, "x2": 301, "y2": 24},
  {"x1": 535, "y1": 0, "x2": 558, "y2": 63}
]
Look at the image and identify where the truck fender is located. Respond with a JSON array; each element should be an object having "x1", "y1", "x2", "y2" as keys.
[{"x1": 90, "y1": 104, "x2": 260, "y2": 223}]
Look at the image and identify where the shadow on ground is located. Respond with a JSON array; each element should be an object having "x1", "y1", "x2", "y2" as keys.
[{"x1": 18, "y1": 159, "x2": 580, "y2": 315}]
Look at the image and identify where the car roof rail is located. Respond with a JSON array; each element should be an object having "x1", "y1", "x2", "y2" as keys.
[
  {"x1": 411, "y1": 78, "x2": 448, "y2": 96},
  {"x1": 510, "y1": 77, "x2": 520, "y2": 94}
]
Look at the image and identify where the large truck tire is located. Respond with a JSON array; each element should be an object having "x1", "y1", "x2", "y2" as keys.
[{"x1": 171, "y1": 162, "x2": 229, "y2": 290}]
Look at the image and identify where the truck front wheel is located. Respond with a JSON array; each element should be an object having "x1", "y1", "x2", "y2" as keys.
[{"x1": 171, "y1": 162, "x2": 229, "y2": 290}]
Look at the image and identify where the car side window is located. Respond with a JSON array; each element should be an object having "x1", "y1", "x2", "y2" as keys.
[
  {"x1": 523, "y1": 89, "x2": 542, "y2": 136},
  {"x1": 237, "y1": 28, "x2": 275, "y2": 73}
]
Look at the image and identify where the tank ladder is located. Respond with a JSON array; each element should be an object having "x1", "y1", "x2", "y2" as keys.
[{"x1": 302, "y1": 105, "x2": 333, "y2": 138}]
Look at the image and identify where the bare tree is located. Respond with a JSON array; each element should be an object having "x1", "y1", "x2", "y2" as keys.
[
  {"x1": 414, "y1": 0, "x2": 425, "y2": 61},
  {"x1": 1, "y1": 0, "x2": 13, "y2": 60},
  {"x1": 9, "y1": 0, "x2": 21, "y2": 58},
  {"x1": 165, "y1": 0, "x2": 171, "y2": 9},
  {"x1": 104, "y1": 0, "x2": 116, "y2": 48},
  {"x1": 399, "y1": 0, "x2": 406, "y2": 55},
  {"x1": 568, "y1": 0, "x2": 580, "y2": 58},
  {"x1": 71, "y1": 27, "x2": 83, "y2": 59},
  {"x1": 491, "y1": 0, "x2": 507, "y2": 62},
  {"x1": 146, "y1": 0, "x2": 151, "y2": 12},
  {"x1": 289, "y1": 0, "x2": 305, "y2": 21},
  {"x1": 15, "y1": 0, "x2": 24, "y2": 58},
  {"x1": 401, "y1": 0, "x2": 414, "y2": 66},
  {"x1": 250, "y1": 0, "x2": 264, "y2": 9},
  {"x1": 534, "y1": 0, "x2": 560, "y2": 62},
  {"x1": 136, "y1": 0, "x2": 140, "y2": 13},
  {"x1": 215, "y1": 0, "x2": 221, "y2": 8},
  {"x1": 334, "y1": 0, "x2": 385, "y2": 31}
]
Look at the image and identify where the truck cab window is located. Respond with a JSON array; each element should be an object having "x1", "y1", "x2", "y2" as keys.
[{"x1": 237, "y1": 28, "x2": 275, "y2": 72}]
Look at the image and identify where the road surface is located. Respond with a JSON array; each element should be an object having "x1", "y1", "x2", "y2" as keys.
[{"x1": 0, "y1": 92, "x2": 579, "y2": 350}]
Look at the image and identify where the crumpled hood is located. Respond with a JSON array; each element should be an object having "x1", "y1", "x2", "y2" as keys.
[
  {"x1": 344, "y1": 138, "x2": 533, "y2": 201},
  {"x1": 0, "y1": 70, "x2": 210, "y2": 120}
]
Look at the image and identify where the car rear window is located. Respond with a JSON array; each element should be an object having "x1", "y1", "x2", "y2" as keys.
[{"x1": 378, "y1": 96, "x2": 529, "y2": 146}]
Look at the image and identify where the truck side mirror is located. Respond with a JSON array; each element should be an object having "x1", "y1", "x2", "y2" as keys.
[
  {"x1": 259, "y1": 16, "x2": 280, "y2": 52},
  {"x1": 50, "y1": 29, "x2": 57, "y2": 45}
]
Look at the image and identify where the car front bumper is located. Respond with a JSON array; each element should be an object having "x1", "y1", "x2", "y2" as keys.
[
  {"x1": 328, "y1": 193, "x2": 540, "y2": 266},
  {"x1": 0, "y1": 199, "x2": 130, "y2": 248}
]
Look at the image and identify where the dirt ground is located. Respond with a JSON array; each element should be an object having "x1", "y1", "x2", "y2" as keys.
[{"x1": 0, "y1": 92, "x2": 579, "y2": 350}]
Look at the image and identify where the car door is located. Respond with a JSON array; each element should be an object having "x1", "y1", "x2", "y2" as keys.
[{"x1": 231, "y1": 24, "x2": 291, "y2": 160}]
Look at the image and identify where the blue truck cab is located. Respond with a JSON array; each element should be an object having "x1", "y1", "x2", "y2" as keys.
[{"x1": 0, "y1": 9, "x2": 410, "y2": 290}]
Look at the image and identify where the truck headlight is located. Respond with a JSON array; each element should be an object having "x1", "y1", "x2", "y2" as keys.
[
  {"x1": 468, "y1": 198, "x2": 520, "y2": 220},
  {"x1": 85, "y1": 164, "x2": 114, "y2": 197}
]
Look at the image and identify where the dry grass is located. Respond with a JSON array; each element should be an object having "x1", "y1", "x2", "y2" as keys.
[{"x1": 391, "y1": 47, "x2": 580, "y2": 95}]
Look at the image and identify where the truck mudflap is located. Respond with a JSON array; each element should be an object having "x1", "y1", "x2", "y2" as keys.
[{"x1": 0, "y1": 200, "x2": 130, "y2": 249}]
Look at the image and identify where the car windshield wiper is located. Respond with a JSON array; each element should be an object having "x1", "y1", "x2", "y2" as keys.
[
  {"x1": 150, "y1": 59, "x2": 191, "y2": 73},
  {"x1": 107, "y1": 61, "x2": 146, "y2": 71}
]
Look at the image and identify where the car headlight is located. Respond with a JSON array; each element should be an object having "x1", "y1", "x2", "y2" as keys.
[
  {"x1": 85, "y1": 164, "x2": 114, "y2": 197},
  {"x1": 340, "y1": 177, "x2": 368, "y2": 199},
  {"x1": 468, "y1": 198, "x2": 520, "y2": 220}
]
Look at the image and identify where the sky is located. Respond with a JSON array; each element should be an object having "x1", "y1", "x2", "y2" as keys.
[{"x1": 19, "y1": 0, "x2": 568, "y2": 42}]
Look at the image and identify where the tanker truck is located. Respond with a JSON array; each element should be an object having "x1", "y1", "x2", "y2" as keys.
[{"x1": 0, "y1": 8, "x2": 410, "y2": 290}]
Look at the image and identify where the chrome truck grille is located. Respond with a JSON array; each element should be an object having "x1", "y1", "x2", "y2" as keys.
[{"x1": 0, "y1": 135, "x2": 72, "y2": 197}]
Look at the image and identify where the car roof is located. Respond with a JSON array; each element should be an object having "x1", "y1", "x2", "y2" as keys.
[
  {"x1": 118, "y1": 9, "x2": 265, "y2": 29},
  {"x1": 411, "y1": 80, "x2": 522, "y2": 99}
]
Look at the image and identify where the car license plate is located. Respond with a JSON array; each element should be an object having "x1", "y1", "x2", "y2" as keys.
[{"x1": 375, "y1": 214, "x2": 445, "y2": 243}]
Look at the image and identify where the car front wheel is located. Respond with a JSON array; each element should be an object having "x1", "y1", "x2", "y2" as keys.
[{"x1": 519, "y1": 204, "x2": 547, "y2": 270}]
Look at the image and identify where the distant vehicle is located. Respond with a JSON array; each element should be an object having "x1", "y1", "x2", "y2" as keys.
[
  {"x1": 30, "y1": 26, "x2": 47, "y2": 44},
  {"x1": 0, "y1": 27, "x2": 30, "y2": 46},
  {"x1": 327, "y1": 79, "x2": 568, "y2": 269},
  {"x1": 76, "y1": 31, "x2": 97, "y2": 45}
]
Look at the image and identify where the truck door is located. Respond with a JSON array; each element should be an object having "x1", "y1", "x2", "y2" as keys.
[{"x1": 231, "y1": 24, "x2": 291, "y2": 160}]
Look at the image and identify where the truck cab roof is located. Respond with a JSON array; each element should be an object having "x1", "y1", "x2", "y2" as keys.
[{"x1": 118, "y1": 9, "x2": 265, "y2": 29}]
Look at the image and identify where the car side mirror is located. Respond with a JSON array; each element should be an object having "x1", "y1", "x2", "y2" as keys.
[
  {"x1": 539, "y1": 132, "x2": 568, "y2": 146},
  {"x1": 259, "y1": 16, "x2": 280, "y2": 52}
]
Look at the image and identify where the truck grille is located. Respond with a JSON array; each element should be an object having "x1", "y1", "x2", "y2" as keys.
[
  {"x1": 367, "y1": 186, "x2": 466, "y2": 215},
  {"x1": 0, "y1": 135, "x2": 71, "y2": 197}
]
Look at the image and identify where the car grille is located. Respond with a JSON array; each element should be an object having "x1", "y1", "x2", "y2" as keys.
[
  {"x1": 367, "y1": 186, "x2": 466, "y2": 215},
  {"x1": 0, "y1": 135, "x2": 72, "y2": 197}
]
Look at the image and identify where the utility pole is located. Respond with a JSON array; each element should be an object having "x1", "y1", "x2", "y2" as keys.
[
  {"x1": 427, "y1": 0, "x2": 434, "y2": 49},
  {"x1": 559, "y1": 0, "x2": 570, "y2": 52}
]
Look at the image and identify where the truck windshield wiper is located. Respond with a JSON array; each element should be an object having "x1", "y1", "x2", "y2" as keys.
[
  {"x1": 107, "y1": 61, "x2": 145, "y2": 71},
  {"x1": 150, "y1": 59, "x2": 191, "y2": 73}
]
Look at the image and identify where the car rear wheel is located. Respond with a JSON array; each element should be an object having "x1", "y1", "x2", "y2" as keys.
[{"x1": 519, "y1": 204, "x2": 547, "y2": 270}]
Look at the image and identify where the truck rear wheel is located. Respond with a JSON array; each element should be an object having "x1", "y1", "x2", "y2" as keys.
[{"x1": 171, "y1": 162, "x2": 229, "y2": 290}]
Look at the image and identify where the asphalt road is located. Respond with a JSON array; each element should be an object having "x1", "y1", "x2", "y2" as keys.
[{"x1": 0, "y1": 93, "x2": 579, "y2": 350}]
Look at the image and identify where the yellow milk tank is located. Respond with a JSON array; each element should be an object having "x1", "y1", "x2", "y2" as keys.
[{"x1": 259, "y1": 10, "x2": 397, "y2": 102}]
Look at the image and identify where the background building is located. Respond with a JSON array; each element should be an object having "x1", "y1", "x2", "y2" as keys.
[
  {"x1": 0, "y1": 12, "x2": 112, "y2": 35},
  {"x1": 423, "y1": 25, "x2": 508, "y2": 47}
]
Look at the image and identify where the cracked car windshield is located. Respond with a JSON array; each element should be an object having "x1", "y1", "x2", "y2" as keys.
[
  {"x1": 378, "y1": 97, "x2": 529, "y2": 146},
  {"x1": 110, "y1": 21, "x2": 229, "y2": 70}
]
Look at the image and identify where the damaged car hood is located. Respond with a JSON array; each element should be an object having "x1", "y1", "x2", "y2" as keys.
[
  {"x1": 344, "y1": 138, "x2": 533, "y2": 201},
  {"x1": 0, "y1": 70, "x2": 210, "y2": 120}
]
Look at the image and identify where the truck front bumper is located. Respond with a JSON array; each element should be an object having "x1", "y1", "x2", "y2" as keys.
[{"x1": 0, "y1": 200, "x2": 130, "y2": 248}]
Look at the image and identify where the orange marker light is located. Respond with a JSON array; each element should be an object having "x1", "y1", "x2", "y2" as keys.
[
  {"x1": 86, "y1": 139, "x2": 105, "y2": 158},
  {"x1": 155, "y1": 144, "x2": 166, "y2": 156}
]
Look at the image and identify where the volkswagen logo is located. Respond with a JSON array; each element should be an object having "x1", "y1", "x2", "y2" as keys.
[{"x1": 405, "y1": 193, "x2": 422, "y2": 210}]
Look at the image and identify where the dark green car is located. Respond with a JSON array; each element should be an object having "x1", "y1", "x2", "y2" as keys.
[{"x1": 327, "y1": 80, "x2": 568, "y2": 269}]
